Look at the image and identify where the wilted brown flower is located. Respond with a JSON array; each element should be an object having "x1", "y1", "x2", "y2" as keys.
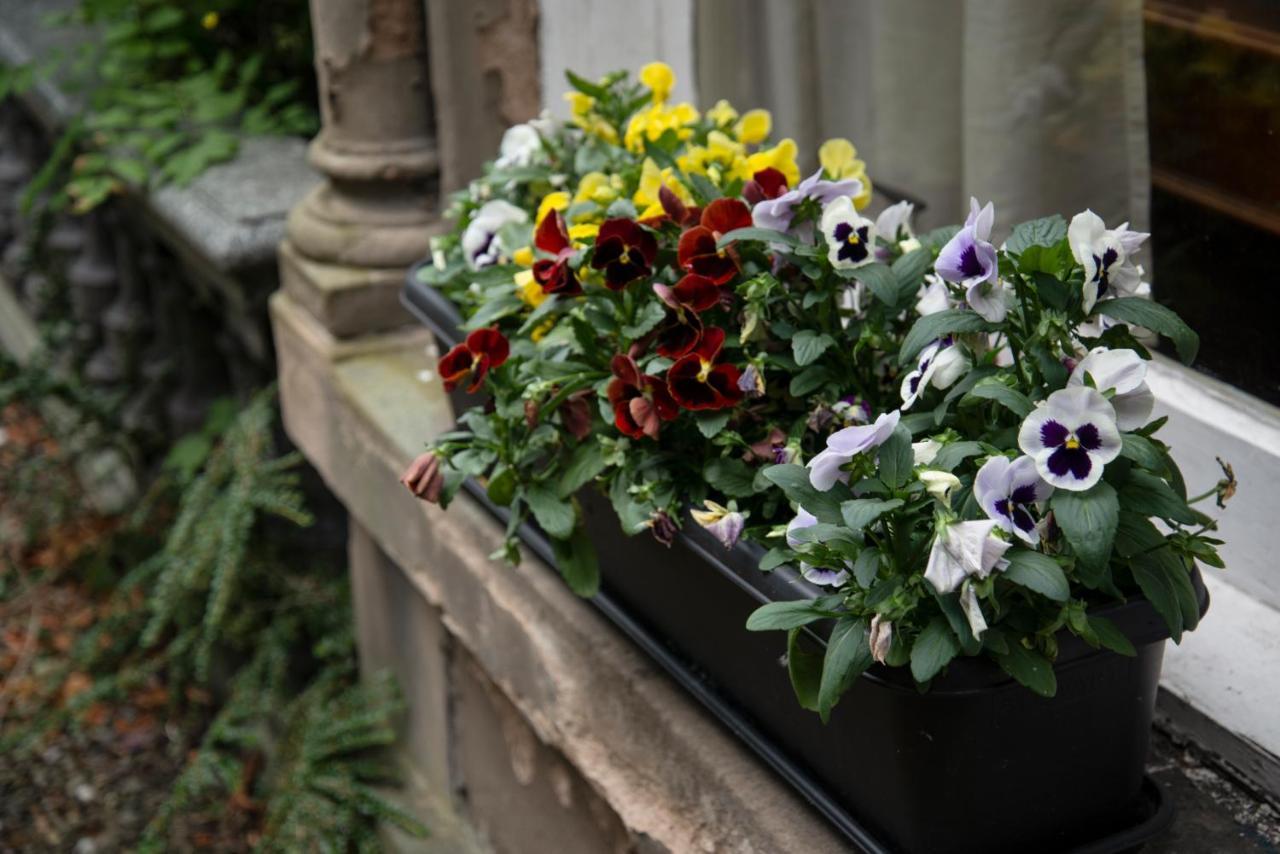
[{"x1": 400, "y1": 451, "x2": 444, "y2": 503}]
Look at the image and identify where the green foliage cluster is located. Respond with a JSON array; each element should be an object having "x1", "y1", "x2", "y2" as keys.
[
  {"x1": 1, "y1": 0, "x2": 316, "y2": 212},
  {"x1": 3, "y1": 384, "x2": 424, "y2": 850}
]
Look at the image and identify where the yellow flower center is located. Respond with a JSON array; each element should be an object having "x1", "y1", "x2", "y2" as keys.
[
  {"x1": 846, "y1": 232, "x2": 861, "y2": 246},
  {"x1": 1064, "y1": 436, "x2": 1081, "y2": 450},
  {"x1": 697, "y1": 358, "x2": 713, "y2": 382}
]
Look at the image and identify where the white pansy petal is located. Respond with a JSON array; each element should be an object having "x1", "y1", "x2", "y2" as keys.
[
  {"x1": 960, "y1": 582, "x2": 989, "y2": 639},
  {"x1": 785, "y1": 508, "x2": 818, "y2": 548},
  {"x1": 1068, "y1": 210, "x2": 1106, "y2": 265},
  {"x1": 807, "y1": 447, "x2": 849, "y2": 491},
  {"x1": 974, "y1": 455, "x2": 1013, "y2": 523},
  {"x1": 802, "y1": 564, "x2": 850, "y2": 587},
  {"x1": 925, "y1": 533, "x2": 967, "y2": 594},
  {"x1": 913, "y1": 439, "x2": 942, "y2": 466},
  {"x1": 1112, "y1": 384, "x2": 1155, "y2": 431},
  {"x1": 929, "y1": 346, "x2": 971, "y2": 390}
]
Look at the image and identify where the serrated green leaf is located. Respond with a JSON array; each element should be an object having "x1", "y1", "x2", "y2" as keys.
[
  {"x1": 704, "y1": 457, "x2": 757, "y2": 498},
  {"x1": 550, "y1": 522, "x2": 599, "y2": 597},
  {"x1": 840, "y1": 498, "x2": 903, "y2": 533},
  {"x1": 1119, "y1": 469, "x2": 1199, "y2": 525},
  {"x1": 961, "y1": 378, "x2": 1034, "y2": 417},
  {"x1": 746, "y1": 599, "x2": 834, "y2": 631},
  {"x1": 525, "y1": 485, "x2": 575, "y2": 539},
  {"x1": 716, "y1": 225, "x2": 800, "y2": 250},
  {"x1": 558, "y1": 441, "x2": 607, "y2": 498},
  {"x1": 900, "y1": 310, "x2": 998, "y2": 365},
  {"x1": 1005, "y1": 215, "x2": 1067, "y2": 254},
  {"x1": 1050, "y1": 482, "x2": 1119, "y2": 582},
  {"x1": 787, "y1": 628, "x2": 823, "y2": 712},
  {"x1": 696, "y1": 411, "x2": 731, "y2": 439},
  {"x1": 792, "y1": 330, "x2": 836, "y2": 367},
  {"x1": 876, "y1": 425, "x2": 914, "y2": 488},
  {"x1": 995, "y1": 642, "x2": 1057, "y2": 697}
]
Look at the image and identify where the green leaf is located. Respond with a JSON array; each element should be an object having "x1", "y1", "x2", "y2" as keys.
[
  {"x1": 852, "y1": 549, "x2": 880, "y2": 588},
  {"x1": 486, "y1": 466, "x2": 517, "y2": 506},
  {"x1": 1002, "y1": 550, "x2": 1070, "y2": 601},
  {"x1": 900, "y1": 310, "x2": 998, "y2": 365},
  {"x1": 1005, "y1": 215, "x2": 1067, "y2": 255},
  {"x1": 1131, "y1": 546, "x2": 1199, "y2": 642},
  {"x1": 818, "y1": 617, "x2": 871, "y2": 722},
  {"x1": 696, "y1": 411, "x2": 731, "y2": 439},
  {"x1": 789, "y1": 365, "x2": 831, "y2": 396},
  {"x1": 910, "y1": 617, "x2": 961, "y2": 683},
  {"x1": 460, "y1": 294, "x2": 523, "y2": 330},
  {"x1": 1119, "y1": 470, "x2": 1199, "y2": 525},
  {"x1": 1087, "y1": 614, "x2": 1137, "y2": 657},
  {"x1": 609, "y1": 473, "x2": 651, "y2": 535},
  {"x1": 787, "y1": 628, "x2": 823, "y2": 712},
  {"x1": 525, "y1": 485, "x2": 576, "y2": 540},
  {"x1": 890, "y1": 249, "x2": 932, "y2": 299},
  {"x1": 564, "y1": 68, "x2": 607, "y2": 98},
  {"x1": 716, "y1": 226, "x2": 800, "y2": 250},
  {"x1": 931, "y1": 441, "x2": 986, "y2": 472},
  {"x1": 851, "y1": 263, "x2": 897, "y2": 305},
  {"x1": 961, "y1": 378, "x2": 1034, "y2": 417},
  {"x1": 558, "y1": 441, "x2": 607, "y2": 498},
  {"x1": 746, "y1": 599, "x2": 834, "y2": 631},
  {"x1": 840, "y1": 498, "x2": 903, "y2": 533},
  {"x1": 761, "y1": 464, "x2": 847, "y2": 524},
  {"x1": 792, "y1": 330, "x2": 836, "y2": 367},
  {"x1": 876, "y1": 426, "x2": 914, "y2": 489},
  {"x1": 759, "y1": 547, "x2": 791, "y2": 572},
  {"x1": 995, "y1": 643, "x2": 1057, "y2": 697},
  {"x1": 1050, "y1": 482, "x2": 1119, "y2": 581},
  {"x1": 550, "y1": 522, "x2": 600, "y2": 597},
  {"x1": 704, "y1": 457, "x2": 757, "y2": 498},
  {"x1": 1120, "y1": 433, "x2": 1166, "y2": 473},
  {"x1": 621, "y1": 299, "x2": 666, "y2": 339},
  {"x1": 1095, "y1": 298, "x2": 1199, "y2": 365}
]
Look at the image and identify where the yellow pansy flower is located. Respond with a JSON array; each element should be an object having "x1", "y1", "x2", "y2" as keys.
[
  {"x1": 565, "y1": 91, "x2": 619, "y2": 144},
  {"x1": 565, "y1": 91, "x2": 594, "y2": 119},
  {"x1": 734, "y1": 109, "x2": 772, "y2": 145},
  {"x1": 706, "y1": 99, "x2": 739, "y2": 128},
  {"x1": 515, "y1": 269, "x2": 546, "y2": 308},
  {"x1": 742, "y1": 138, "x2": 800, "y2": 185},
  {"x1": 535, "y1": 191, "x2": 570, "y2": 228},
  {"x1": 624, "y1": 101, "x2": 700, "y2": 153},
  {"x1": 639, "y1": 61, "x2": 675, "y2": 104},
  {"x1": 568, "y1": 223, "x2": 600, "y2": 244},
  {"x1": 819, "y1": 138, "x2": 874, "y2": 209},
  {"x1": 634, "y1": 157, "x2": 693, "y2": 216},
  {"x1": 201, "y1": 11, "x2": 219, "y2": 29},
  {"x1": 512, "y1": 246, "x2": 534, "y2": 267},
  {"x1": 573, "y1": 171, "x2": 624, "y2": 206}
]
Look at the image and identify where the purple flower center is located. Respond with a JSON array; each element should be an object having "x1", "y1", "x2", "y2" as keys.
[
  {"x1": 995, "y1": 483, "x2": 1041, "y2": 534},
  {"x1": 957, "y1": 243, "x2": 985, "y2": 278},
  {"x1": 1091, "y1": 247, "x2": 1119, "y2": 297},
  {"x1": 1040, "y1": 419, "x2": 1102, "y2": 481},
  {"x1": 833, "y1": 222, "x2": 870, "y2": 263}
]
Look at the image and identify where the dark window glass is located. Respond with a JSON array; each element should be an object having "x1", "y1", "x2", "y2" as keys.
[{"x1": 1145, "y1": 0, "x2": 1280, "y2": 404}]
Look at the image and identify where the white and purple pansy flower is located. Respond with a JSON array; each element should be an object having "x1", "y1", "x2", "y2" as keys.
[
  {"x1": 974, "y1": 455, "x2": 1053, "y2": 545},
  {"x1": 752, "y1": 168, "x2": 863, "y2": 235},
  {"x1": 965, "y1": 277, "x2": 1015, "y2": 322},
  {"x1": 690, "y1": 500, "x2": 746, "y2": 550},
  {"x1": 924, "y1": 518, "x2": 1012, "y2": 595},
  {"x1": 915, "y1": 274, "x2": 957, "y2": 316},
  {"x1": 1067, "y1": 347, "x2": 1154, "y2": 431},
  {"x1": 807, "y1": 409, "x2": 901, "y2": 491},
  {"x1": 1017, "y1": 386, "x2": 1122, "y2": 491},
  {"x1": 785, "y1": 508, "x2": 851, "y2": 587},
  {"x1": 461, "y1": 199, "x2": 528, "y2": 270},
  {"x1": 935, "y1": 198, "x2": 998, "y2": 289},
  {"x1": 900, "y1": 338, "x2": 970, "y2": 409},
  {"x1": 875, "y1": 200, "x2": 915, "y2": 246},
  {"x1": 821, "y1": 196, "x2": 878, "y2": 270},
  {"x1": 494, "y1": 122, "x2": 545, "y2": 169},
  {"x1": 1068, "y1": 209, "x2": 1149, "y2": 313}
]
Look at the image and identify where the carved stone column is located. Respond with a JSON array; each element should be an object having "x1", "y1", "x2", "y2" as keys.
[{"x1": 281, "y1": 0, "x2": 441, "y2": 338}]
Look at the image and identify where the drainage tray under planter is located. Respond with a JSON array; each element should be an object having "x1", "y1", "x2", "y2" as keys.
[{"x1": 402, "y1": 269, "x2": 1200, "y2": 854}]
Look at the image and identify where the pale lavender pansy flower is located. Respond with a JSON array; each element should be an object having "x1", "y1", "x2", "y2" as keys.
[
  {"x1": 1068, "y1": 210, "x2": 1149, "y2": 313},
  {"x1": 785, "y1": 508, "x2": 851, "y2": 587},
  {"x1": 838, "y1": 280, "x2": 866, "y2": 324},
  {"x1": 690, "y1": 500, "x2": 746, "y2": 549},
  {"x1": 924, "y1": 518, "x2": 1012, "y2": 595},
  {"x1": 875, "y1": 200, "x2": 915, "y2": 244},
  {"x1": 1067, "y1": 347, "x2": 1154, "y2": 431},
  {"x1": 461, "y1": 199, "x2": 528, "y2": 269},
  {"x1": 936, "y1": 198, "x2": 998, "y2": 288},
  {"x1": 915, "y1": 274, "x2": 956, "y2": 316},
  {"x1": 808, "y1": 409, "x2": 901, "y2": 491},
  {"x1": 1017, "y1": 386, "x2": 1122, "y2": 491},
  {"x1": 494, "y1": 123, "x2": 544, "y2": 169},
  {"x1": 752, "y1": 168, "x2": 863, "y2": 234},
  {"x1": 821, "y1": 196, "x2": 877, "y2": 270},
  {"x1": 974, "y1": 455, "x2": 1053, "y2": 545},
  {"x1": 965, "y1": 278, "x2": 1015, "y2": 322},
  {"x1": 900, "y1": 339, "x2": 970, "y2": 410}
]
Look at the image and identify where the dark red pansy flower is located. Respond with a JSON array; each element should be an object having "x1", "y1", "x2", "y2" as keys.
[
  {"x1": 532, "y1": 210, "x2": 581, "y2": 296},
  {"x1": 559, "y1": 389, "x2": 594, "y2": 440},
  {"x1": 743, "y1": 167, "x2": 789, "y2": 205},
  {"x1": 656, "y1": 185, "x2": 702, "y2": 227},
  {"x1": 677, "y1": 198, "x2": 752, "y2": 285},
  {"x1": 590, "y1": 218, "x2": 658, "y2": 290},
  {"x1": 437, "y1": 326, "x2": 510, "y2": 392},
  {"x1": 607, "y1": 353, "x2": 677, "y2": 439},
  {"x1": 667, "y1": 327, "x2": 745, "y2": 411},
  {"x1": 654, "y1": 274, "x2": 721, "y2": 358}
]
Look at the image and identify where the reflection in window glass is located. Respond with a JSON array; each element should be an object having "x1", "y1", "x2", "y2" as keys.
[{"x1": 1145, "y1": 0, "x2": 1280, "y2": 404}]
